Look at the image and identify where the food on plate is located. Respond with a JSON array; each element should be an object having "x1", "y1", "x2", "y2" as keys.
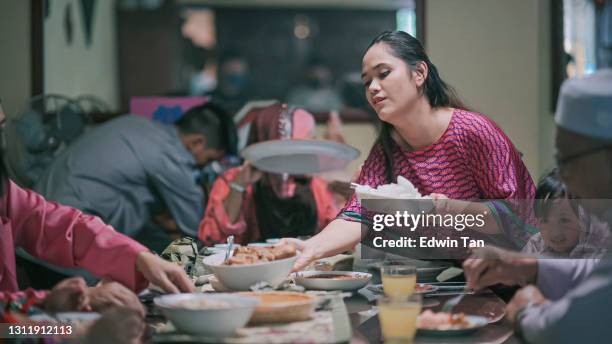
[
  {"x1": 238, "y1": 292, "x2": 315, "y2": 324},
  {"x1": 304, "y1": 273, "x2": 370, "y2": 280},
  {"x1": 225, "y1": 245, "x2": 296, "y2": 265},
  {"x1": 354, "y1": 176, "x2": 430, "y2": 199},
  {"x1": 168, "y1": 298, "x2": 232, "y2": 310},
  {"x1": 417, "y1": 310, "x2": 472, "y2": 330}
]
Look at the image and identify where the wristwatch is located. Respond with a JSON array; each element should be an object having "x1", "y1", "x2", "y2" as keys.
[{"x1": 229, "y1": 182, "x2": 246, "y2": 193}]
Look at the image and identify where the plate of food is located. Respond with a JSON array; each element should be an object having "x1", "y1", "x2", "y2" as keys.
[
  {"x1": 238, "y1": 291, "x2": 316, "y2": 324},
  {"x1": 417, "y1": 310, "x2": 488, "y2": 336},
  {"x1": 154, "y1": 293, "x2": 259, "y2": 337},
  {"x1": 354, "y1": 176, "x2": 434, "y2": 214},
  {"x1": 203, "y1": 245, "x2": 298, "y2": 290},
  {"x1": 293, "y1": 271, "x2": 372, "y2": 291}
]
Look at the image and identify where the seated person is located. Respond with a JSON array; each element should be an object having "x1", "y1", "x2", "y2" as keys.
[
  {"x1": 286, "y1": 57, "x2": 344, "y2": 113},
  {"x1": 0, "y1": 107, "x2": 193, "y2": 308},
  {"x1": 523, "y1": 168, "x2": 609, "y2": 257},
  {"x1": 198, "y1": 103, "x2": 339, "y2": 245},
  {"x1": 1, "y1": 278, "x2": 145, "y2": 344},
  {"x1": 34, "y1": 102, "x2": 236, "y2": 246}
]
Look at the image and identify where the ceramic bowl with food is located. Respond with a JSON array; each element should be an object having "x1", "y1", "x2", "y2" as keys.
[
  {"x1": 154, "y1": 293, "x2": 259, "y2": 337},
  {"x1": 239, "y1": 291, "x2": 316, "y2": 324},
  {"x1": 203, "y1": 245, "x2": 298, "y2": 291},
  {"x1": 293, "y1": 271, "x2": 372, "y2": 291}
]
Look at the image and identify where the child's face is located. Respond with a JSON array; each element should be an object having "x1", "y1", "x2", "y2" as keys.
[{"x1": 539, "y1": 198, "x2": 581, "y2": 254}]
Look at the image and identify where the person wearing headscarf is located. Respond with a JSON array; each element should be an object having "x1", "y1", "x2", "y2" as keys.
[{"x1": 198, "y1": 103, "x2": 339, "y2": 245}]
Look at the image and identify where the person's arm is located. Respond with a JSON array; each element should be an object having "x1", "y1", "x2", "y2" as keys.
[
  {"x1": 198, "y1": 167, "x2": 256, "y2": 244},
  {"x1": 536, "y1": 258, "x2": 598, "y2": 300},
  {"x1": 148, "y1": 153, "x2": 205, "y2": 237},
  {"x1": 9, "y1": 181, "x2": 149, "y2": 292},
  {"x1": 288, "y1": 219, "x2": 362, "y2": 271},
  {"x1": 9, "y1": 181, "x2": 195, "y2": 293}
]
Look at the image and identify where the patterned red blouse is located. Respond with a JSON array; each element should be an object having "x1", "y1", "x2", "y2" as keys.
[
  {"x1": 342, "y1": 109, "x2": 536, "y2": 250},
  {"x1": 342, "y1": 108, "x2": 535, "y2": 213}
]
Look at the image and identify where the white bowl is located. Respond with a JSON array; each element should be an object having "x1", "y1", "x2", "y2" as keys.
[
  {"x1": 154, "y1": 293, "x2": 259, "y2": 336},
  {"x1": 203, "y1": 252, "x2": 298, "y2": 291}
]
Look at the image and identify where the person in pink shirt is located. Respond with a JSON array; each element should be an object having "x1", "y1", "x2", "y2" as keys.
[
  {"x1": 281, "y1": 31, "x2": 536, "y2": 270},
  {"x1": 0, "y1": 101, "x2": 194, "y2": 313},
  {"x1": 198, "y1": 103, "x2": 339, "y2": 245}
]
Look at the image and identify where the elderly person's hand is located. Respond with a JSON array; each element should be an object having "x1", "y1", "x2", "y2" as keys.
[
  {"x1": 506, "y1": 285, "x2": 546, "y2": 324},
  {"x1": 43, "y1": 277, "x2": 90, "y2": 312},
  {"x1": 136, "y1": 252, "x2": 194, "y2": 293},
  {"x1": 463, "y1": 246, "x2": 538, "y2": 291},
  {"x1": 84, "y1": 307, "x2": 145, "y2": 344},
  {"x1": 88, "y1": 281, "x2": 145, "y2": 317}
]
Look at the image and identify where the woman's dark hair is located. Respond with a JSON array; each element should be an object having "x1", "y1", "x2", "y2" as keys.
[
  {"x1": 535, "y1": 168, "x2": 577, "y2": 221},
  {"x1": 367, "y1": 31, "x2": 468, "y2": 182},
  {"x1": 175, "y1": 102, "x2": 238, "y2": 155}
]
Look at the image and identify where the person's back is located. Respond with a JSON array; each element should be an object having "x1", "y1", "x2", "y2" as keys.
[{"x1": 35, "y1": 115, "x2": 203, "y2": 237}]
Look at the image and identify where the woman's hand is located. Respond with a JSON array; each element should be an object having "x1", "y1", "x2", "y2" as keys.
[
  {"x1": 234, "y1": 161, "x2": 264, "y2": 188},
  {"x1": 43, "y1": 277, "x2": 90, "y2": 312},
  {"x1": 88, "y1": 281, "x2": 145, "y2": 317},
  {"x1": 135, "y1": 252, "x2": 194, "y2": 293},
  {"x1": 277, "y1": 238, "x2": 318, "y2": 272},
  {"x1": 84, "y1": 307, "x2": 145, "y2": 344}
]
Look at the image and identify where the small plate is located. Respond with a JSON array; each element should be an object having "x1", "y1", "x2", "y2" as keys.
[
  {"x1": 417, "y1": 315, "x2": 488, "y2": 336},
  {"x1": 293, "y1": 271, "x2": 372, "y2": 291}
]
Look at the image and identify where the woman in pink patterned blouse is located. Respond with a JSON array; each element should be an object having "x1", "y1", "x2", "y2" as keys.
[{"x1": 284, "y1": 31, "x2": 536, "y2": 270}]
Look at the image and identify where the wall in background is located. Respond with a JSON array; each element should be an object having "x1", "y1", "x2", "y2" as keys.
[
  {"x1": 426, "y1": 0, "x2": 555, "y2": 179},
  {"x1": 44, "y1": 0, "x2": 120, "y2": 110},
  {"x1": 0, "y1": 0, "x2": 31, "y2": 117}
]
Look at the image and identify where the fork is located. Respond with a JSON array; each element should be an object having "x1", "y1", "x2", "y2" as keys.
[{"x1": 440, "y1": 293, "x2": 466, "y2": 313}]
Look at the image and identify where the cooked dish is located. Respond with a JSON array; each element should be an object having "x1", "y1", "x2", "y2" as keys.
[
  {"x1": 225, "y1": 245, "x2": 296, "y2": 265},
  {"x1": 417, "y1": 310, "x2": 472, "y2": 330},
  {"x1": 304, "y1": 273, "x2": 370, "y2": 280},
  {"x1": 168, "y1": 299, "x2": 232, "y2": 310}
]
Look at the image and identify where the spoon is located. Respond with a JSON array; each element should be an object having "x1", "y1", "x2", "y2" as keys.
[{"x1": 224, "y1": 235, "x2": 235, "y2": 263}]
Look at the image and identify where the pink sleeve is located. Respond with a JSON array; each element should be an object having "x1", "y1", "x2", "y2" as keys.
[
  {"x1": 311, "y1": 178, "x2": 340, "y2": 231},
  {"x1": 339, "y1": 143, "x2": 388, "y2": 215},
  {"x1": 7, "y1": 181, "x2": 149, "y2": 292},
  {"x1": 467, "y1": 116, "x2": 535, "y2": 200},
  {"x1": 0, "y1": 288, "x2": 48, "y2": 304},
  {"x1": 198, "y1": 168, "x2": 249, "y2": 245}
]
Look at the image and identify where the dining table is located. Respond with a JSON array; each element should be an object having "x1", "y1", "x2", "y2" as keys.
[{"x1": 148, "y1": 265, "x2": 520, "y2": 344}]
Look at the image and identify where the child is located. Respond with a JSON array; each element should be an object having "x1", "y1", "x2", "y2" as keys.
[{"x1": 523, "y1": 169, "x2": 609, "y2": 257}]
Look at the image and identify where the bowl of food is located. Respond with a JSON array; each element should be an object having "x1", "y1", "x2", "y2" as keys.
[
  {"x1": 417, "y1": 310, "x2": 488, "y2": 336},
  {"x1": 203, "y1": 245, "x2": 298, "y2": 291},
  {"x1": 354, "y1": 176, "x2": 434, "y2": 214},
  {"x1": 154, "y1": 293, "x2": 259, "y2": 337},
  {"x1": 239, "y1": 291, "x2": 316, "y2": 324},
  {"x1": 293, "y1": 271, "x2": 372, "y2": 291}
]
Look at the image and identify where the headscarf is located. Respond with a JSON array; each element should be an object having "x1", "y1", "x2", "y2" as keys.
[{"x1": 247, "y1": 103, "x2": 319, "y2": 239}]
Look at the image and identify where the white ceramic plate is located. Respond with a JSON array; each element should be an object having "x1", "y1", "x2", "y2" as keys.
[
  {"x1": 241, "y1": 139, "x2": 360, "y2": 174},
  {"x1": 417, "y1": 315, "x2": 488, "y2": 336},
  {"x1": 293, "y1": 271, "x2": 372, "y2": 291}
]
